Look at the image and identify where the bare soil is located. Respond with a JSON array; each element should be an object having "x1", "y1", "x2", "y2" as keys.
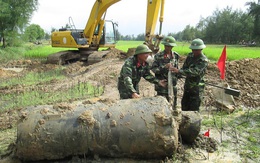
[{"x1": 0, "y1": 50, "x2": 259, "y2": 162}]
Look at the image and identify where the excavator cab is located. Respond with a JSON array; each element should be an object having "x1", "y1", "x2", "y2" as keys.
[
  {"x1": 51, "y1": 19, "x2": 116, "y2": 48},
  {"x1": 99, "y1": 20, "x2": 117, "y2": 46},
  {"x1": 49, "y1": 20, "x2": 117, "y2": 64}
]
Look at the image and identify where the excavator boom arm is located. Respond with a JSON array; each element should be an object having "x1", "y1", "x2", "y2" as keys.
[
  {"x1": 145, "y1": 0, "x2": 165, "y2": 52},
  {"x1": 84, "y1": 0, "x2": 121, "y2": 45},
  {"x1": 84, "y1": 0, "x2": 164, "y2": 50},
  {"x1": 145, "y1": 0, "x2": 163, "y2": 39}
]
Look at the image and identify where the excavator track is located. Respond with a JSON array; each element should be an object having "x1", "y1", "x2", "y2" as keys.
[
  {"x1": 46, "y1": 50, "x2": 81, "y2": 65},
  {"x1": 46, "y1": 50, "x2": 112, "y2": 65}
]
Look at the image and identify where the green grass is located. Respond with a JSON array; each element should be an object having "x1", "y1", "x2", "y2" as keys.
[
  {"x1": 0, "y1": 47, "x2": 27, "y2": 62},
  {"x1": 165, "y1": 42, "x2": 260, "y2": 61},
  {"x1": 0, "y1": 82, "x2": 103, "y2": 112},
  {"x1": 18, "y1": 41, "x2": 260, "y2": 62},
  {"x1": 24, "y1": 45, "x2": 77, "y2": 58},
  {"x1": 0, "y1": 68, "x2": 65, "y2": 87},
  {"x1": 202, "y1": 45, "x2": 260, "y2": 61},
  {"x1": 115, "y1": 40, "x2": 144, "y2": 51},
  {"x1": 115, "y1": 41, "x2": 260, "y2": 61},
  {"x1": 0, "y1": 68, "x2": 104, "y2": 113}
]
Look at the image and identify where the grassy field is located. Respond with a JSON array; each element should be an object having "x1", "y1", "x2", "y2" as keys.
[
  {"x1": 116, "y1": 41, "x2": 260, "y2": 61},
  {"x1": 21, "y1": 41, "x2": 260, "y2": 62}
]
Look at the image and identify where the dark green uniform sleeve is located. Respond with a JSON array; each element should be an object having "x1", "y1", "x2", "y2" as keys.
[
  {"x1": 143, "y1": 66, "x2": 160, "y2": 84},
  {"x1": 179, "y1": 54, "x2": 208, "y2": 77},
  {"x1": 151, "y1": 52, "x2": 167, "y2": 74},
  {"x1": 120, "y1": 62, "x2": 137, "y2": 93}
]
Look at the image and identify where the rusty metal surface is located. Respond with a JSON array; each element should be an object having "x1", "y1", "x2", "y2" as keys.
[
  {"x1": 16, "y1": 97, "x2": 179, "y2": 161},
  {"x1": 179, "y1": 111, "x2": 201, "y2": 144}
]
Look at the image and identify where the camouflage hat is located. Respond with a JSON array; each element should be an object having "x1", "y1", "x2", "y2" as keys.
[
  {"x1": 134, "y1": 44, "x2": 152, "y2": 55},
  {"x1": 161, "y1": 36, "x2": 177, "y2": 47},
  {"x1": 189, "y1": 38, "x2": 206, "y2": 49}
]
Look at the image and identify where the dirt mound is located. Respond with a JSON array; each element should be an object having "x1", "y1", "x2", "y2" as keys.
[
  {"x1": 226, "y1": 58, "x2": 260, "y2": 107},
  {"x1": 104, "y1": 48, "x2": 127, "y2": 59},
  {"x1": 205, "y1": 58, "x2": 260, "y2": 108}
]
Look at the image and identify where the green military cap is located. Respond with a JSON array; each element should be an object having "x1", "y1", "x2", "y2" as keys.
[
  {"x1": 134, "y1": 44, "x2": 152, "y2": 55},
  {"x1": 161, "y1": 36, "x2": 177, "y2": 47},
  {"x1": 189, "y1": 38, "x2": 206, "y2": 49}
]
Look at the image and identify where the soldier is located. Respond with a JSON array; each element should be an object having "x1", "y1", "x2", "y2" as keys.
[
  {"x1": 151, "y1": 36, "x2": 179, "y2": 108},
  {"x1": 118, "y1": 44, "x2": 167, "y2": 99},
  {"x1": 171, "y1": 38, "x2": 208, "y2": 111}
]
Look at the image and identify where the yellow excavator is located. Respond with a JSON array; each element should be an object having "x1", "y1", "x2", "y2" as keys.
[{"x1": 48, "y1": 0, "x2": 165, "y2": 64}]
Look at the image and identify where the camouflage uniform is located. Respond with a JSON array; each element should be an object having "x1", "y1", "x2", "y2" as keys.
[
  {"x1": 118, "y1": 55, "x2": 160, "y2": 99},
  {"x1": 151, "y1": 50, "x2": 179, "y2": 106},
  {"x1": 179, "y1": 52, "x2": 208, "y2": 111}
]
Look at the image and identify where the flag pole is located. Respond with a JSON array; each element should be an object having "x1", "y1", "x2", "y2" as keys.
[
  {"x1": 204, "y1": 129, "x2": 210, "y2": 160},
  {"x1": 217, "y1": 45, "x2": 227, "y2": 143}
]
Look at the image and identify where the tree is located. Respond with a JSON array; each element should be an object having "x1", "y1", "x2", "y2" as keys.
[
  {"x1": 44, "y1": 32, "x2": 51, "y2": 40},
  {"x1": 135, "y1": 33, "x2": 145, "y2": 41},
  {"x1": 0, "y1": 0, "x2": 39, "y2": 47},
  {"x1": 200, "y1": 7, "x2": 253, "y2": 44},
  {"x1": 0, "y1": 0, "x2": 11, "y2": 47},
  {"x1": 24, "y1": 24, "x2": 45, "y2": 42},
  {"x1": 246, "y1": 0, "x2": 260, "y2": 41},
  {"x1": 114, "y1": 28, "x2": 121, "y2": 41},
  {"x1": 182, "y1": 25, "x2": 196, "y2": 41}
]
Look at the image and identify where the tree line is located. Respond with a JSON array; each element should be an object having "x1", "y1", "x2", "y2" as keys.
[
  {"x1": 119, "y1": 1, "x2": 260, "y2": 46},
  {"x1": 171, "y1": 5, "x2": 259, "y2": 45},
  {"x1": 0, "y1": 0, "x2": 259, "y2": 47},
  {"x1": 0, "y1": 0, "x2": 38, "y2": 47}
]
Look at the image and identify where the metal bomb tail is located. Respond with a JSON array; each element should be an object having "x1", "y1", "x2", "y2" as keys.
[{"x1": 16, "y1": 97, "x2": 200, "y2": 161}]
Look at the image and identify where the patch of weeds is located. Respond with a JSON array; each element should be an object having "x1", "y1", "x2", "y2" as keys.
[
  {"x1": 201, "y1": 118, "x2": 214, "y2": 127},
  {"x1": 247, "y1": 136, "x2": 257, "y2": 143},
  {"x1": 227, "y1": 109, "x2": 260, "y2": 160},
  {"x1": 0, "y1": 82, "x2": 104, "y2": 113},
  {"x1": 220, "y1": 140, "x2": 229, "y2": 148},
  {"x1": 0, "y1": 67, "x2": 104, "y2": 113},
  {"x1": 0, "y1": 128, "x2": 16, "y2": 156}
]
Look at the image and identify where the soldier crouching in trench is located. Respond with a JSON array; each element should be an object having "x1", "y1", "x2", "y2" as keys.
[{"x1": 117, "y1": 44, "x2": 167, "y2": 99}]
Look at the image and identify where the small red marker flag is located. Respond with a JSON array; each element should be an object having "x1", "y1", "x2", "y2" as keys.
[
  {"x1": 217, "y1": 45, "x2": 227, "y2": 80},
  {"x1": 204, "y1": 129, "x2": 210, "y2": 137}
]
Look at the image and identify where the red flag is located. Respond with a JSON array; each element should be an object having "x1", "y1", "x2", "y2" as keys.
[
  {"x1": 204, "y1": 129, "x2": 210, "y2": 137},
  {"x1": 217, "y1": 45, "x2": 227, "y2": 80}
]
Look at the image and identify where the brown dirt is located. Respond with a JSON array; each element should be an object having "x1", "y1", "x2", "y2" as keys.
[{"x1": 0, "y1": 49, "x2": 259, "y2": 162}]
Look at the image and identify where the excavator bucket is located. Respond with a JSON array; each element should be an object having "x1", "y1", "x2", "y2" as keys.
[{"x1": 15, "y1": 96, "x2": 201, "y2": 161}]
